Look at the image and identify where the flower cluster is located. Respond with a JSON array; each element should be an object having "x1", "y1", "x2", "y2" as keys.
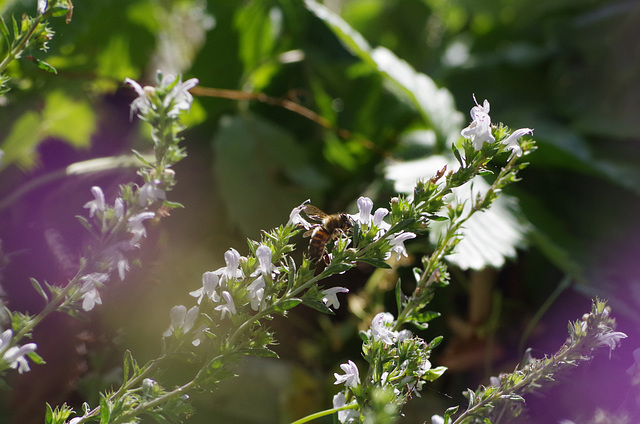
[
  {"x1": 0, "y1": 329, "x2": 37, "y2": 374},
  {"x1": 460, "y1": 95, "x2": 533, "y2": 161},
  {"x1": 332, "y1": 312, "x2": 445, "y2": 423}
]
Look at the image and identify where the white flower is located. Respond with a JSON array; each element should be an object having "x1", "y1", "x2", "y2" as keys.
[
  {"x1": 322, "y1": 287, "x2": 349, "y2": 310},
  {"x1": 247, "y1": 277, "x2": 265, "y2": 311},
  {"x1": 596, "y1": 330, "x2": 627, "y2": 354},
  {"x1": 287, "y1": 199, "x2": 312, "y2": 229},
  {"x1": 162, "y1": 75, "x2": 199, "y2": 117},
  {"x1": 79, "y1": 272, "x2": 109, "y2": 311},
  {"x1": 215, "y1": 291, "x2": 236, "y2": 319},
  {"x1": 334, "y1": 360, "x2": 361, "y2": 388},
  {"x1": 252, "y1": 245, "x2": 275, "y2": 277},
  {"x1": 37, "y1": 0, "x2": 47, "y2": 15},
  {"x1": 461, "y1": 96, "x2": 495, "y2": 150},
  {"x1": 83, "y1": 186, "x2": 105, "y2": 218},
  {"x1": 368, "y1": 312, "x2": 397, "y2": 345},
  {"x1": 3, "y1": 343, "x2": 37, "y2": 373},
  {"x1": 163, "y1": 305, "x2": 199, "y2": 337},
  {"x1": 431, "y1": 415, "x2": 445, "y2": 424},
  {"x1": 387, "y1": 232, "x2": 416, "y2": 261},
  {"x1": 372, "y1": 208, "x2": 390, "y2": 229},
  {"x1": 138, "y1": 180, "x2": 166, "y2": 206},
  {"x1": 125, "y1": 78, "x2": 154, "y2": 119},
  {"x1": 352, "y1": 197, "x2": 373, "y2": 225},
  {"x1": 189, "y1": 271, "x2": 221, "y2": 304},
  {"x1": 114, "y1": 197, "x2": 125, "y2": 219},
  {"x1": 221, "y1": 248, "x2": 243, "y2": 281},
  {"x1": 127, "y1": 212, "x2": 155, "y2": 244},
  {"x1": 332, "y1": 392, "x2": 359, "y2": 423},
  {"x1": 501, "y1": 128, "x2": 533, "y2": 160}
]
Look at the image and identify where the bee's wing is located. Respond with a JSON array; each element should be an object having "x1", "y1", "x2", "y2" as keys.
[
  {"x1": 302, "y1": 228, "x2": 315, "y2": 238},
  {"x1": 304, "y1": 204, "x2": 329, "y2": 221}
]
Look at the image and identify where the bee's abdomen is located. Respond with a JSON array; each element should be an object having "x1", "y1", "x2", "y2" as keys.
[{"x1": 309, "y1": 227, "x2": 329, "y2": 260}]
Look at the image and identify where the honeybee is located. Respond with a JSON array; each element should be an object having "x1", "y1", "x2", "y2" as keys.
[{"x1": 303, "y1": 205, "x2": 353, "y2": 262}]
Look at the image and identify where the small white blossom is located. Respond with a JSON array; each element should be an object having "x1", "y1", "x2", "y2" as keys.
[
  {"x1": 352, "y1": 197, "x2": 373, "y2": 225},
  {"x1": 37, "y1": 0, "x2": 47, "y2": 15},
  {"x1": 114, "y1": 197, "x2": 125, "y2": 219},
  {"x1": 252, "y1": 245, "x2": 275, "y2": 277},
  {"x1": 221, "y1": 248, "x2": 243, "y2": 281},
  {"x1": 3, "y1": 343, "x2": 37, "y2": 374},
  {"x1": 387, "y1": 232, "x2": 416, "y2": 261},
  {"x1": 368, "y1": 312, "x2": 397, "y2": 345},
  {"x1": 83, "y1": 186, "x2": 106, "y2": 218},
  {"x1": 215, "y1": 291, "x2": 236, "y2": 319},
  {"x1": 334, "y1": 360, "x2": 361, "y2": 388},
  {"x1": 332, "y1": 392, "x2": 359, "y2": 423},
  {"x1": 163, "y1": 305, "x2": 199, "y2": 337},
  {"x1": 322, "y1": 287, "x2": 349, "y2": 310},
  {"x1": 287, "y1": 199, "x2": 312, "y2": 229},
  {"x1": 79, "y1": 272, "x2": 109, "y2": 311},
  {"x1": 596, "y1": 330, "x2": 627, "y2": 355},
  {"x1": 501, "y1": 128, "x2": 533, "y2": 160},
  {"x1": 138, "y1": 180, "x2": 166, "y2": 206},
  {"x1": 190, "y1": 271, "x2": 221, "y2": 304},
  {"x1": 127, "y1": 212, "x2": 155, "y2": 244},
  {"x1": 247, "y1": 276, "x2": 265, "y2": 311},
  {"x1": 162, "y1": 74, "x2": 199, "y2": 117},
  {"x1": 461, "y1": 96, "x2": 495, "y2": 150},
  {"x1": 125, "y1": 78, "x2": 154, "y2": 119},
  {"x1": 431, "y1": 415, "x2": 445, "y2": 424}
]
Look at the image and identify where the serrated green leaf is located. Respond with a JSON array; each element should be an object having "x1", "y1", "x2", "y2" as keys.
[
  {"x1": 212, "y1": 112, "x2": 327, "y2": 236},
  {"x1": 29, "y1": 278, "x2": 49, "y2": 302},
  {"x1": 305, "y1": 0, "x2": 462, "y2": 147},
  {"x1": 42, "y1": 90, "x2": 96, "y2": 148}
]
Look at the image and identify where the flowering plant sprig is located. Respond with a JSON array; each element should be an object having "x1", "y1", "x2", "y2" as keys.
[
  {"x1": 0, "y1": 72, "x2": 197, "y2": 386},
  {"x1": 0, "y1": 0, "x2": 73, "y2": 94},
  {"x1": 434, "y1": 299, "x2": 627, "y2": 424}
]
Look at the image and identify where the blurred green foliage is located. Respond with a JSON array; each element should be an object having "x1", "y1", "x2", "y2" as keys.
[{"x1": 1, "y1": 0, "x2": 639, "y2": 423}]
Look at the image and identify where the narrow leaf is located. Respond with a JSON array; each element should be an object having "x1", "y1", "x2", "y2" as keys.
[
  {"x1": 273, "y1": 298, "x2": 302, "y2": 312},
  {"x1": 301, "y1": 298, "x2": 334, "y2": 315},
  {"x1": 35, "y1": 58, "x2": 57, "y2": 74},
  {"x1": 29, "y1": 278, "x2": 49, "y2": 302}
]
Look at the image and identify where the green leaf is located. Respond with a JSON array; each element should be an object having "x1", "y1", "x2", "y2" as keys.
[
  {"x1": 305, "y1": 0, "x2": 462, "y2": 148},
  {"x1": 273, "y1": 298, "x2": 302, "y2": 312},
  {"x1": 29, "y1": 278, "x2": 49, "y2": 302},
  {"x1": 26, "y1": 350, "x2": 46, "y2": 365},
  {"x1": 35, "y1": 58, "x2": 57, "y2": 74},
  {"x1": 0, "y1": 111, "x2": 42, "y2": 168},
  {"x1": 99, "y1": 394, "x2": 111, "y2": 424},
  {"x1": 301, "y1": 298, "x2": 334, "y2": 315},
  {"x1": 42, "y1": 90, "x2": 96, "y2": 148},
  {"x1": 356, "y1": 257, "x2": 391, "y2": 269},
  {"x1": 45, "y1": 404, "x2": 54, "y2": 424},
  {"x1": 212, "y1": 112, "x2": 327, "y2": 236},
  {"x1": 423, "y1": 365, "x2": 447, "y2": 382},
  {"x1": 240, "y1": 347, "x2": 279, "y2": 358}
]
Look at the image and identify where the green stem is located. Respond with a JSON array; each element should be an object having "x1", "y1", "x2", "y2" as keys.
[
  {"x1": 0, "y1": 13, "x2": 43, "y2": 74},
  {"x1": 290, "y1": 404, "x2": 358, "y2": 424}
]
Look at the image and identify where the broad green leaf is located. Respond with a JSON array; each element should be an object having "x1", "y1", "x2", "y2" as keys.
[
  {"x1": 305, "y1": 0, "x2": 463, "y2": 148},
  {"x1": 301, "y1": 298, "x2": 335, "y2": 315},
  {"x1": 96, "y1": 35, "x2": 137, "y2": 82},
  {"x1": 42, "y1": 90, "x2": 96, "y2": 148},
  {"x1": 212, "y1": 112, "x2": 327, "y2": 236},
  {"x1": 0, "y1": 111, "x2": 42, "y2": 168}
]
